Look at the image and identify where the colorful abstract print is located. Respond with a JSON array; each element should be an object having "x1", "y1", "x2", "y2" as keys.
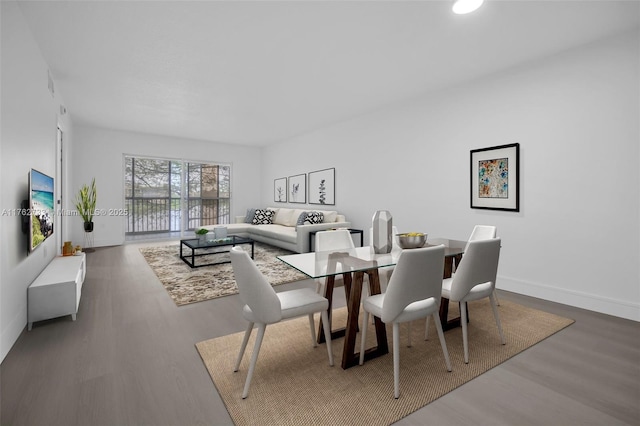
[{"x1": 478, "y1": 157, "x2": 509, "y2": 199}]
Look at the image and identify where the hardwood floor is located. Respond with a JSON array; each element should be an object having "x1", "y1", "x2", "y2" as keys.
[{"x1": 2, "y1": 242, "x2": 639, "y2": 425}]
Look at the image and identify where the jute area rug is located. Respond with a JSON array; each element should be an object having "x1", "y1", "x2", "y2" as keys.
[
  {"x1": 196, "y1": 298, "x2": 574, "y2": 426},
  {"x1": 139, "y1": 242, "x2": 307, "y2": 306}
]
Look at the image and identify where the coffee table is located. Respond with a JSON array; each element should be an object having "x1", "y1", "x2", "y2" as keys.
[{"x1": 180, "y1": 235, "x2": 254, "y2": 268}]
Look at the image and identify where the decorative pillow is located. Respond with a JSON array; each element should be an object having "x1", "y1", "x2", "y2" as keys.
[
  {"x1": 244, "y1": 208, "x2": 257, "y2": 224},
  {"x1": 296, "y1": 211, "x2": 308, "y2": 226},
  {"x1": 322, "y1": 210, "x2": 338, "y2": 223},
  {"x1": 252, "y1": 209, "x2": 275, "y2": 225},
  {"x1": 304, "y1": 211, "x2": 324, "y2": 225}
]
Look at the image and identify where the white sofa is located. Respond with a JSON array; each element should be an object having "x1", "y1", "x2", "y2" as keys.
[{"x1": 201, "y1": 207, "x2": 350, "y2": 253}]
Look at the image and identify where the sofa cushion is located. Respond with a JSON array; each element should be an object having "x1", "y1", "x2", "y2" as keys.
[
  {"x1": 250, "y1": 224, "x2": 297, "y2": 243},
  {"x1": 273, "y1": 208, "x2": 293, "y2": 226},
  {"x1": 321, "y1": 210, "x2": 338, "y2": 223},
  {"x1": 304, "y1": 211, "x2": 324, "y2": 224},
  {"x1": 244, "y1": 208, "x2": 257, "y2": 223},
  {"x1": 252, "y1": 209, "x2": 275, "y2": 225},
  {"x1": 287, "y1": 209, "x2": 307, "y2": 227}
]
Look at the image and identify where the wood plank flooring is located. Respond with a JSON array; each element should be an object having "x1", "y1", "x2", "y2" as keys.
[{"x1": 2, "y1": 242, "x2": 639, "y2": 425}]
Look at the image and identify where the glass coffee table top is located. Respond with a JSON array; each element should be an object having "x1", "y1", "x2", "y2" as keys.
[
  {"x1": 180, "y1": 235, "x2": 254, "y2": 268},
  {"x1": 181, "y1": 235, "x2": 253, "y2": 249}
]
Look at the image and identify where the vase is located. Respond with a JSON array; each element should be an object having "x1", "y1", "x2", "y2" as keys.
[
  {"x1": 84, "y1": 221, "x2": 94, "y2": 232},
  {"x1": 63, "y1": 241, "x2": 74, "y2": 256},
  {"x1": 372, "y1": 210, "x2": 393, "y2": 254}
]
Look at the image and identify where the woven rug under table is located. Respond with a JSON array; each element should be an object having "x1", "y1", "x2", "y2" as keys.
[{"x1": 196, "y1": 298, "x2": 574, "y2": 426}]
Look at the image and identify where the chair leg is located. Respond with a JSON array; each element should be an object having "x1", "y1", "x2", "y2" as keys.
[
  {"x1": 358, "y1": 311, "x2": 370, "y2": 365},
  {"x1": 320, "y1": 310, "x2": 334, "y2": 366},
  {"x1": 432, "y1": 312, "x2": 452, "y2": 372},
  {"x1": 461, "y1": 301, "x2": 469, "y2": 364},
  {"x1": 234, "y1": 322, "x2": 254, "y2": 372},
  {"x1": 407, "y1": 321, "x2": 412, "y2": 347},
  {"x1": 393, "y1": 322, "x2": 400, "y2": 399},
  {"x1": 308, "y1": 314, "x2": 318, "y2": 347},
  {"x1": 493, "y1": 289, "x2": 501, "y2": 306},
  {"x1": 424, "y1": 315, "x2": 430, "y2": 340},
  {"x1": 490, "y1": 293, "x2": 506, "y2": 345},
  {"x1": 242, "y1": 323, "x2": 266, "y2": 399}
]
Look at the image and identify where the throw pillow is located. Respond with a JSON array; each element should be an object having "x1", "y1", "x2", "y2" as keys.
[
  {"x1": 304, "y1": 211, "x2": 324, "y2": 225},
  {"x1": 252, "y1": 209, "x2": 275, "y2": 225},
  {"x1": 244, "y1": 208, "x2": 257, "y2": 224},
  {"x1": 296, "y1": 211, "x2": 308, "y2": 226}
]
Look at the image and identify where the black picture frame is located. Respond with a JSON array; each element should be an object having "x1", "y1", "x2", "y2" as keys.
[
  {"x1": 470, "y1": 143, "x2": 520, "y2": 212},
  {"x1": 308, "y1": 167, "x2": 335, "y2": 205},
  {"x1": 288, "y1": 173, "x2": 306, "y2": 204},
  {"x1": 274, "y1": 177, "x2": 287, "y2": 203}
]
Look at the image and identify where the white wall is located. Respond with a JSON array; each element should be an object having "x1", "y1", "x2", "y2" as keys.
[
  {"x1": 1, "y1": 1, "x2": 74, "y2": 361},
  {"x1": 70, "y1": 126, "x2": 262, "y2": 247},
  {"x1": 0, "y1": 2, "x2": 262, "y2": 362},
  {"x1": 263, "y1": 30, "x2": 640, "y2": 321}
]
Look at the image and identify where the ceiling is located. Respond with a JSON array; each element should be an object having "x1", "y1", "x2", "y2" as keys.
[{"x1": 16, "y1": 1, "x2": 640, "y2": 146}]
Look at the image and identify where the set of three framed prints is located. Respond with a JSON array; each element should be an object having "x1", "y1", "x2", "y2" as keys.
[{"x1": 274, "y1": 167, "x2": 335, "y2": 205}]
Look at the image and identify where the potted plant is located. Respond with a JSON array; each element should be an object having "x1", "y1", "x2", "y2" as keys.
[
  {"x1": 75, "y1": 178, "x2": 97, "y2": 232},
  {"x1": 195, "y1": 228, "x2": 209, "y2": 242}
]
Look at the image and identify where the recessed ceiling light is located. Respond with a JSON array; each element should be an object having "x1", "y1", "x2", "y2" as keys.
[{"x1": 452, "y1": 0, "x2": 484, "y2": 14}]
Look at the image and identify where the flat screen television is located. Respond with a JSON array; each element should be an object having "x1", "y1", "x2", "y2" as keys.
[{"x1": 27, "y1": 168, "x2": 55, "y2": 253}]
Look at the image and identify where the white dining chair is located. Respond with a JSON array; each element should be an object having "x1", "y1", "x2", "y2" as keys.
[
  {"x1": 466, "y1": 225, "x2": 500, "y2": 305},
  {"x1": 428, "y1": 238, "x2": 505, "y2": 364},
  {"x1": 230, "y1": 246, "x2": 334, "y2": 399},
  {"x1": 359, "y1": 245, "x2": 452, "y2": 399}
]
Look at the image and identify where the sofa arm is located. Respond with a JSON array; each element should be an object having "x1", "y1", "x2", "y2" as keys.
[{"x1": 296, "y1": 221, "x2": 352, "y2": 253}]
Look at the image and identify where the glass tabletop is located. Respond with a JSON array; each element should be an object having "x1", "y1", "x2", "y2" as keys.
[
  {"x1": 181, "y1": 235, "x2": 253, "y2": 249},
  {"x1": 277, "y1": 238, "x2": 467, "y2": 279}
]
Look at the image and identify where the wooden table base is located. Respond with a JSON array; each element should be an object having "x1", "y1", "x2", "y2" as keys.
[
  {"x1": 317, "y1": 265, "x2": 388, "y2": 369},
  {"x1": 317, "y1": 251, "x2": 466, "y2": 368}
]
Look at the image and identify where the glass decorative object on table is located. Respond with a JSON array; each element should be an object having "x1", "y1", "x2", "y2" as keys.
[{"x1": 372, "y1": 210, "x2": 393, "y2": 254}]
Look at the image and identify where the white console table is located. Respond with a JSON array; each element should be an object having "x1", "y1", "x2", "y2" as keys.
[{"x1": 28, "y1": 253, "x2": 86, "y2": 331}]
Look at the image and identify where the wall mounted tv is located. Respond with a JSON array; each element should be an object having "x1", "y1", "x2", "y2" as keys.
[{"x1": 26, "y1": 168, "x2": 55, "y2": 253}]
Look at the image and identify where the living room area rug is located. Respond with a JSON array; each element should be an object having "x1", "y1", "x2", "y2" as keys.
[
  {"x1": 196, "y1": 298, "x2": 574, "y2": 426},
  {"x1": 139, "y1": 242, "x2": 308, "y2": 306}
]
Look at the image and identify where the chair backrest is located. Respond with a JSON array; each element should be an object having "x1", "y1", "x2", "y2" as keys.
[
  {"x1": 230, "y1": 246, "x2": 282, "y2": 323},
  {"x1": 466, "y1": 225, "x2": 497, "y2": 250},
  {"x1": 450, "y1": 238, "x2": 501, "y2": 301},
  {"x1": 315, "y1": 229, "x2": 355, "y2": 252},
  {"x1": 381, "y1": 245, "x2": 445, "y2": 323},
  {"x1": 368, "y1": 226, "x2": 400, "y2": 248}
]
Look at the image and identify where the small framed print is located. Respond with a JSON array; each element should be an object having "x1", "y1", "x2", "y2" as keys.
[
  {"x1": 308, "y1": 167, "x2": 335, "y2": 205},
  {"x1": 288, "y1": 173, "x2": 306, "y2": 204},
  {"x1": 274, "y1": 177, "x2": 287, "y2": 203},
  {"x1": 470, "y1": 143, "x2": 520, "y2": 212}
]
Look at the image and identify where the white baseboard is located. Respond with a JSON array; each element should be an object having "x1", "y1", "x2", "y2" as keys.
[
  {"x1": 498, "y1": 276, "x2": 640, "y2": 322},
  {"x1": 1, "y1": 304, "x2": 27, "y2": 363}
]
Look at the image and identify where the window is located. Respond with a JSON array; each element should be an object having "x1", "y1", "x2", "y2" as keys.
[{"x1": 125, "y1": 156, "x2": 231, "y2": 234}]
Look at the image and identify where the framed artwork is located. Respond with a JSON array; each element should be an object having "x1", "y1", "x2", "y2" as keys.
[
  {"x1": 288, "y1": 173, "x2": 306, "y2": 204},
  {"x1": 274, "y1": 177, "x2": 287, "y2": 203},
  {"x1": 470, "y1": 143, "x2": 520, "y2": 212},
  {"x1": 308, "y1": 167, "x2": 335, "y2": 205}
]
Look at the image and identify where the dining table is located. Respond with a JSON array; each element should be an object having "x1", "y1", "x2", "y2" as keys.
[{"x1": 277, "y1": 238, "x2": 467, "y2": 369}]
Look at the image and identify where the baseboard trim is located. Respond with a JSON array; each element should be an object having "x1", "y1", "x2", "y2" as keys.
[
  {"x1": 498, "y1": 276, "x2": 639, "y2": 322},
  {"x1": 1, "y1": 304, "x2": 27, "y2": 363}
]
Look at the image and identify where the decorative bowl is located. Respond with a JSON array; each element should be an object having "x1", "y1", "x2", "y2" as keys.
[{"x1": 397, "y1": 233, "x2": 427, "y2": 249}]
